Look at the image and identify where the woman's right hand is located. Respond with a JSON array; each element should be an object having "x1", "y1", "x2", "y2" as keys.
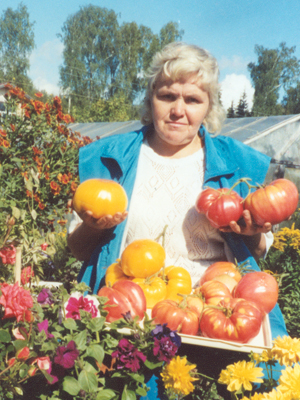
[{"x1": 79, "y1": 210, "x2": 128, "y2": 230}]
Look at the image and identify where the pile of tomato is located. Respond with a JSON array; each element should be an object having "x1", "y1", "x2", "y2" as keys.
[{"x1": 99, "y1": 242, "x2": 279, "y2": 344}]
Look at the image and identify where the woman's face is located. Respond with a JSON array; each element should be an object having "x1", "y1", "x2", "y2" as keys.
[{"x1": 150, "y1": 74, "x2": 210, "y2": 156}]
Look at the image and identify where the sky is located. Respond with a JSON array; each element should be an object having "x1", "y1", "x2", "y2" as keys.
[{"x1": 1, "y1": 0, "x2": 300, "y2": 111}]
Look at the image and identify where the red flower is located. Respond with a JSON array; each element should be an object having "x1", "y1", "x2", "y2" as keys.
[
  {"x1": 0, "y1": 129, "x2": 7, "y2": 137},
  {"x1": 32, "y1": 146, "x2": 43, "y2": 155},
  {"x1": 33, "y1": 100, "x2": 44, "y2": 115},
  {"x1": 0, "y1": 282, "x2": 34, "y2": 322},
  {"x1": 70, "y1": 181, "x2": 78, "y2": 193},
  {"x1": 35, "y1": 92, "x2": 43, "y2": 98},
  {"x1": 16, "y1": 346, "x2": 30, "y2": 361},
  {"x1": 0, "y1": 245, "x2": 16, "y2": 264},
  {"x1": 50, "y1": 181, "x2": 61, "y2": 195},
  {"x1": 41, "y1": 243, "x2": 48, "y2": 251},
  {"x1": 38, "y1": 202, "x2": 46, "y2": 210},
  {"x1": 54, "y1": 341, "x2": 79, "y2": 369},
  {"x1": 2, "y1": 140, "x2": 10, "y2": 148},
  {"x1": 61, "y1": 174, "x2": 70, "y2": 185},
  {"x1": 21, "y1": 266, "x2": 34, "y2": 285},
  {"x1": 10, "y1": 124, "x2": 15, "y2": 132}
]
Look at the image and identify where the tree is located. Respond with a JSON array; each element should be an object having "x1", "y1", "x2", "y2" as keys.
[
  {"x1": 248, "y1": 42, "x2": 300, "y2": 116},
  {"x1": 282, "y1": 82, "x2": 300, "y2": 115},
  {"x1": 236, "y1": 91, "x2": 251, "y2": 117},
  {"x1": 227, "y1": 101, "x2": 235, "y2": 118},
  {"x1": 0, "y1": 3, "x2": 35, "y2": 91},
  {"x1": 58, "y1": 5, "x2": 184, "y2": 117}
]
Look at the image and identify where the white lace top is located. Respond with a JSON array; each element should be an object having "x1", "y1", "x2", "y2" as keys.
[{"x1": 120, "y1": 141, "x2": 232, "y2": 287}]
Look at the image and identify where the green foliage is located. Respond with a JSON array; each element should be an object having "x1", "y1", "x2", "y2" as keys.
[
  {"x1": 0, "y1": 3, "x2": 35, "y2": 92},
  {"x1": 282, "y1": 81, "x2": 300, "y2": 115},
  {"x1": 259, "y1": 217, "x2": 300, "y2": 338},
  {"x1": 248, "y1": 42, "x2": 300, "y2": 117},
  {"x1": 0, "y1": 84, "x2": 92, "y2": 281}
]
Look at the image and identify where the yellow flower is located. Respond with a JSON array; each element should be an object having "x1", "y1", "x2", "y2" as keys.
[
  {"x1": 252, "y1": 350, "x2": 273, "y2": 363},
  {"x1": 218, "y1": 360, "x2": 264, "y2": 392},
  {"x1": 271, "y1": 336, "x2": 300, "y2": 366},
  {"x1": 161, "y1": 356, "x2": 198, "y2": 396},
  {"x1": 241, "y1": 393, "x2": 266, "y2": 400},
  {"x1": 273, "y1": 223, "x2": 300, "y2": 251},
  {"x1": 278, "y1": 362, "x2": 300, "y2": 398}
]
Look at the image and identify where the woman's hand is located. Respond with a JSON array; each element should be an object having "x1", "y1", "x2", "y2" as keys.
[
  {"x1": 219, "y1": 210, "x2": 272, "y2": 236},
  {"x1": 79, "y1": 210, "x2": 128, "y2": 230},
  {"x1": 219, "y1": 210, "x2": 272, "y2": 261}
]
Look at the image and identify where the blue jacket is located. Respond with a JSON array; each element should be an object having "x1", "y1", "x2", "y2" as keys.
[{"x1": 77, "y1": 125, "x2": 287, "y2": 340}]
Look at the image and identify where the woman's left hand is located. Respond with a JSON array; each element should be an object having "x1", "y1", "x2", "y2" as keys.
[{"x1": 219, "y1": 210, "x2": 272, "y2": 236}]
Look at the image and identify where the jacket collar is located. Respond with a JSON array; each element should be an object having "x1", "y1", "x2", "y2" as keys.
[{"x1": 200, "y1": 125, "x2": 239, "y2": 183}]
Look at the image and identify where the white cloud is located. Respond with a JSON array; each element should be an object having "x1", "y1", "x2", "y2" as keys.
[
  {"x1": 219, "y1": 55, "x2": 249, "y2": 72},
  {"x1": 220, "y1": 74, "x2": 254, "y2": 111},
  {"x1": 29, "y1": 38, "x2": 64, "y2": 95}
]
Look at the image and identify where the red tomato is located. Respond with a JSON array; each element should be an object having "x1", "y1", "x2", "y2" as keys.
[
  {"x1": 98, "y1": 280, "x2": 146, "y2": 322},
  {"x1": 198, "y1": 261, "x2": 242, "y2": 286},
  {"x1": 244, "y1": 178, "x2": 299, "y2": 226},
  {"x1": 212, "y1": 275, "x2": 239, "y2": 293},
  {"x1": 73, "y1": 178, "x2": 128, "y2": 219},
  {"x1": 233, "y1": 271, "x2": 278, "y2": 315},
  {"x1": 194, "y1": 280, "x2": 232, "y2": 305},
  {"x1": 195, "y1": 188, "x2": 220, "y2": 214},
  {"x1": 196, "y1": 188, "x2": 244, "y2": 228},
  {"x1": 151, "y1": 299, "x2": 200, "y2": 335},
  {"x1": 200, "y1": 297, "x2": 262, "y2": 343}
]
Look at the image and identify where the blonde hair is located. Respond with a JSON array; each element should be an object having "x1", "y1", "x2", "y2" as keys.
[{"x1": 140, "y1": 42, "x2": 226, "y2": 133}]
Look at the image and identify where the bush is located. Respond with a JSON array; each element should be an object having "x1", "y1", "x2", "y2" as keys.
[{"x1": 0, "y1": 84, "x2": 92, "y2": 282}]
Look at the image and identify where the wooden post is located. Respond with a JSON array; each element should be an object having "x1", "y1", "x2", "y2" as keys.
[{"x1": 14, "y1": 246, "x2": 22, "y2": 284}]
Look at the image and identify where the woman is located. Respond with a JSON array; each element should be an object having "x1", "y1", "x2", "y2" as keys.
[{"x1": 68, "y1": 42, "x2": 287, "y2": 397}]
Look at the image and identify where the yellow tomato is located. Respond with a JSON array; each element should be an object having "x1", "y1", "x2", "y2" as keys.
[
  {"x1": 72, "y1": 178, "x2": 128, "y2": 218},
  {"x1": 162, "y1": 266, "x2": 192, "y2": 302},
  {"x1": 121, "y1": 239, "x2": 165, "y2": 279},
  {"x1": 132, "y1": 277, "x2": 167, "y2": 309},
  {"x1": 105, "y1": 260, "x2": 131, "y2": 286}
]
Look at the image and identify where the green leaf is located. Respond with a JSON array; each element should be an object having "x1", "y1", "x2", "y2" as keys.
[
  {"x1": 14, "y1": 387, "x2": 23, "y2": 396},
  {"x1": 74, "y1": 329, "x2": 87, "y2": 350},
  {"x1": 121, "y1": 386, "x2": 136, "y2": 400},
  {"x1": 62, "y1": 376, "x2": 80, "y2": 396},
  {"x1": 31, "y1": 209, "x2": 37, "y2": 220},
  {"x1": 85, "y1": 344, "x2": 104, "y2": 363},
  {"x1": 63, "y1": 318, "x2": 78, "y2": 331},
  {"x1": 12, "y1": 206, "x2": 21, "y2": 219},
  {"x1": 78, "y1": 370, "x2": 98, "y2": 393},
  {"x1": 87, "y1": 317, "x2": 106, "y2": 332},
  {"x1": 96, "y1": 389, "x2": 117, "y2": 400},
  {"x1": 0, "y1": 329, "x2": 11, "y2": 343}
]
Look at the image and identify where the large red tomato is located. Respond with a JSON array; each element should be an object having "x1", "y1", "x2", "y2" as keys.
[
  {"x1": 233, "y1": 271, "x2": 278, "y2": 315},
  {"x1": 194, "y1": 280, "x2": 232, "y2": 305},
  {"x1": 198, "y1": 261, "x2": 242, "y2": 286},
  {"x1": 121, "y1": 239, "x2": 165, "y2": 279},
  {"x1": 196, "y1": 188, "x2": 244, "y2": 228},
  {"x1": 151, "y1": 299, "x2": 200, "y2": 335},
  {"x1": 200, "y1": 297, "x2": 262, "y2": 343},
  {"x1": 98, "y1": 280, "x2": 146, "y2": 322},
  {"x1": 73, "y1": 179, "x2": 128, "y2": 218},
  {"x1": 244, "y1": 178, "x2": 299, "y2": 225}
]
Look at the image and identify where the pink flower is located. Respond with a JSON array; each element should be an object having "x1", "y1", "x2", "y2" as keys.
[
  {"x1": 64, "y1": 292, "x2": 100, "y2": 320},
  {"x1": 0, "y1": 245, "x2": 16, "y2": 264},
  {"x1": 41, "y1": 243, "x2": 48, "y2": 251},
  {"x1": 0, "y1": 282, "x2": 33, "y2": 322},
  {"x1": 16, "y1": 346, "x2": 30, "y2": 361},
  {"x1": 12, "y1": 327, "x2": 28, "y2": 340},
  {"x1": 37, "y1": 319, "x2": 54, "y2": 339},
  {"x1": 21, "y1": 266, "x2": 34, "y2": 285},
  {"x1": 46, "y1": 363, "x2": 59, "y2": 385},
  {"x1": 54, "y1": 340, "x2": 79, "y2": 369},
  {"x1": 30, "y1": 356, "x2": 51, "y2": 371}
]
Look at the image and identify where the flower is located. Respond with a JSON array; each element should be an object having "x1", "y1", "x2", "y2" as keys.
[
  {"x1": 272, "y1": 223, "x2": 300, "y2": 251},
  {"x1": 41, "y1": 243, "x2": 49, "y2": 251},
  {"x1": 16, "y1": 346, "x2": 30, "y2": 361},
  {"x1": 111, "y1": 338, "x2": 147, "y2": 373},
  {"x1": 218, "y1": 360, "x2": 264, "y2": 392},
  {"x1": 151, "y1": 324, "x2": 181, "y2": 363},
  {"x1": 277, "y1": 362, "x2": 300, "y2": 398},
  {"x1": 12, "y1": 327, "x2": 28, "y2": 340},
  {"x1": 161, "y1": 356, "x2": 198, "y2": 396},
  {"x1": 0, "y1": 244, "x2": 16, "y2": 264},
  {"x1": 21, "y1": 266, "x2": 34, "y2": 285},
  {"x1": 37, "y1": 319, "x2": 54, "y2": 339},
  {"x1": 0, "y1": 282, "x2": 33, "y2": 322},
  {"x1": 37, "y1": 288, "x2": 54, "y2": 305},
  {"x1": 64, "y1": 291, "x2": 100, "y2": 319},
  {"x1": 271, "y1": 336, "x2": 300, "y2": 366},
  {"x1": 54, "y1": 340, "x2": 79, "y2": 369},
  {"x1": 36, "y1": 356, "x2": 51, "y2": 370}
]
